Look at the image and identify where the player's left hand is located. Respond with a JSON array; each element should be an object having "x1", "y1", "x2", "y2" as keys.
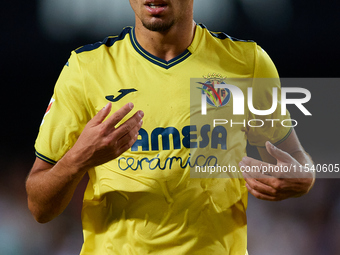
[{"x1": 239, "y1": 141, "x2": 314, "y2": 201}]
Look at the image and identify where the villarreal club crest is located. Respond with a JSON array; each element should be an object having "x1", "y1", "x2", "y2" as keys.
[{"x1": 197, "y1": 73, "x2": 230, "y2": 108}]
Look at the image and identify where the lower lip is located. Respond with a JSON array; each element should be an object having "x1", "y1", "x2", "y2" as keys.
[{"x1": 145, "y1": 5, "x2": 167, "y2": 15}]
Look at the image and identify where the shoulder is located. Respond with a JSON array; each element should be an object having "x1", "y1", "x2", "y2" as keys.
[
  {"x1": 198, "y1": 23, "x2": 257, "y2": 54},
  {"x1": 197, "y1": 24, "x2": 260, "y2": 67},
  {"x1": 197, "y1": 24, "x2": 277, "y2": 77},
  {"x1": 71, "y1": 27, "x2": 132, "y2": 62}
]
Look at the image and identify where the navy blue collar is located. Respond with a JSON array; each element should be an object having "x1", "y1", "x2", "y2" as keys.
[{"x1": 129, "y1": 27, "x2": 191, "y2": 69}]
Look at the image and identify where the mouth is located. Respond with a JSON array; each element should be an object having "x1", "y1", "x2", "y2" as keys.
[
  {"x1": 147, "y1": 3, "x2": 167, "y2": 9},
  {"x1": 144, "y1": 1, "x2": 168, "y2": 14}
]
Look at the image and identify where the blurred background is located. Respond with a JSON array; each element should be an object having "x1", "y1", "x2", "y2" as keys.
[{"x1": 1, "y1": 0, "x2": 339, "y2": 254}]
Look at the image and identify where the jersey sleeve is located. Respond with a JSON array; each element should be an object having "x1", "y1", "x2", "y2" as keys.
[
  {"x1": 35, "y1": 51, "x2": 91, "y2": 164},
  {"x1": 246, "y1": 45, "x2": 292, "y2": 147}
]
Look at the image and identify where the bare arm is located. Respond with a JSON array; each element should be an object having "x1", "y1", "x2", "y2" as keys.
[
  {"x1": 240, "y1": 129, "x2": 315, "y2": 201},
  {"x1": 26, "y1": 102, "x2": 143, "y2": 223}
]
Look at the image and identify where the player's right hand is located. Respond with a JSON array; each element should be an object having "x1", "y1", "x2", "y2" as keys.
[{"x1": 68, "y1": 102, "x2": 143, "y2": 171}]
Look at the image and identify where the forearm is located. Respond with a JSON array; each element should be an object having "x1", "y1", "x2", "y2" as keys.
[{"x1": 26, "y1": 154, "x2": 88, "y2": 223}]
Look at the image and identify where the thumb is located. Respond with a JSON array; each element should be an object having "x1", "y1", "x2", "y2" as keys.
[
  {"x1": 91, "y1": 102, "x2": 112, "y2": 125},
  {"x1": 265, "y1": 141, "x2": 292, "y2": 163}
]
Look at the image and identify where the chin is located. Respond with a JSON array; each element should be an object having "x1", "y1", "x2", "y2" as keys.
[{"x1": 142, "y1": 19, "x2": 175, "y2": 32}]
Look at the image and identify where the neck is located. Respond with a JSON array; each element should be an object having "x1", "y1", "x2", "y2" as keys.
[{"x1": 134, "y1": 19, "x2": 196, "y2": 61}]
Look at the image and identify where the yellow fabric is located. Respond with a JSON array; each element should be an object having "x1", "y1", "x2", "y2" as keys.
[{"x1": 35, "y1": 24, "x2": 290, "y2": 254}]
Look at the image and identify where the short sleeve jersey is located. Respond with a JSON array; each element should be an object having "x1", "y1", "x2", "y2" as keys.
[{"x1": 35, "y1": 24, "x2": 291, "y2": 255}]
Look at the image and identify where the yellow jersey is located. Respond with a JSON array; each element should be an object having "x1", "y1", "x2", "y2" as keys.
[{"x1": 35, "y1": 24, "x2": 291, "y2": 254}]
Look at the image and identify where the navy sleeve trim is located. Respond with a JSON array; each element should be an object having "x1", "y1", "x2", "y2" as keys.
[
  {"x1": 198, "y1": 23, "x2": 253, "y2": 43},
  {"x1": 75, "y1": 27, "x2": 132, "y2": 54},
  {"x1": 35, "y1": 151, "x2": 57, "y2": 165},
  {"x1": 256, "y1": 127, "x2": 293, "y2": 149}
]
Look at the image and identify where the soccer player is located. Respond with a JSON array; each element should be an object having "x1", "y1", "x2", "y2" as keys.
[{"x1": 26, "y1": 0, "x2": 314, "y2": 254}]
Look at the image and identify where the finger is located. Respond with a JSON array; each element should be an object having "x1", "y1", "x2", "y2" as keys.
[
  {"x1": 90, "y1": 102, "x2": 112, "y2": 125},
  {"x1": 243, "y1": 173, "x2": 279, "y2": 196},
  {"x1": 116, "y1": 121, "x2": 143, "y2": 148},
  {"x1": 114, "y1": 127, "x2": 141, "y2": 156},
  {"x1": 243, "y1": 171, "x2": 276, "y2": 188},
  {"x1": 112, "y1": 110, "x2": 143, "y2": 140},
  {"x1": 246, "y1": 181, "x2": 302, "y2": 201},
  {"x1": 115, "y1": 134, "x2": 139, "y2": 156},
  {"x1": 265, "y1": 141, "x2": 294, "y2": 164},
  {"x1": 245, "y1": 183, "x2": 280, "y2": 201},
  {"x1": 104, "y1": 102, "x2": 135, "y2": 130},
  {"x1": 242, "y1": 165, "x2": 291, "y2": 190}
]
